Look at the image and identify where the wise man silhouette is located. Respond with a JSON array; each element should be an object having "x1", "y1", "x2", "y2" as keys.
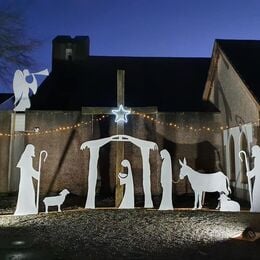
[
  {"x1": 14, "y1": 144, "x2": 39, "y2": 215},
  {"x1": 247, "y1": 145, "x2": 260, "y2": 212}
]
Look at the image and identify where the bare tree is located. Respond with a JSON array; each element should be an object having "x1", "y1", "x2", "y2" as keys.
[{"x1": 0, "y1": 9, "x2": 39, "y2": 87}]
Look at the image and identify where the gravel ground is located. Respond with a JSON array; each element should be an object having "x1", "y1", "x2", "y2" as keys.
[{"x1": 0, "y1": 195, "x2": 259, "y2": 260}]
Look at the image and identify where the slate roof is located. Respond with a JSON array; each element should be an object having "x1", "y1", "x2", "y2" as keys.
[
  {"x1": 217, "y1": 39, "x2": 260, "y2": 103},
  {"x1": 30, "y1": 56, "x2": 211, "y2": 112}
]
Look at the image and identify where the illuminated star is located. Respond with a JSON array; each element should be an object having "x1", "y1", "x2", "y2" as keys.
[{"x1": 112, "y1": 104, "x2": 131, "y2": 123}]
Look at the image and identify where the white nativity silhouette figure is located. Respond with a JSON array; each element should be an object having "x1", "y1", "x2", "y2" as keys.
[
  {"x1": 13, "y1": 68, "x2": 49, "y2": 111},
  {"x1": 14, "y1": 144, "x2": 47, "y2": 216},
  {"x1": 240, "y1": 145, "x2": 260, "y2": 212},
  {"x1": 217, "y1": 193, "x2": 240, "y2": 212},
  {"x1": 80, "y1": 135, "x2": 121, "y2": 209},
  {"x1": 119, "y1": 135, "x2": 158, "y2": 208},
  {"x1": 80, "y1": 134, "x2": 157, "y2": 209},
  {"x1": 43, "y1": 189, "x2": 70, "y2": 213},
  {"x1": 159, "y1": 149, "x2": 174, "y2": 210},
  {"x1": 179, "y1": 158, "x2": 231, "y2": 210},
  {"x1": 118, "y1": 160, "x2": 135, "y2": 209}
]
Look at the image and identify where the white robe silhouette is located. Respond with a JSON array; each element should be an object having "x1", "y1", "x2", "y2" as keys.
[
  {"x1": 118, "y1": 160, "x2": 134, "y2": 209},
  {"x1": 159, "y1": 149, "x2": 174, "y2": 210},
  {"x1": 14, "y1": 144, "x2": 39, "y2": 215},
  {"x1": 248, "y1": 145, "x2": 260, "y2": 212}
]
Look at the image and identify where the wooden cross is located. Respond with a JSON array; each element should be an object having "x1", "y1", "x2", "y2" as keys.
[
  {"x1": 82, "y1": 70, "x2": 157, "y2": 207},
  {"x1": 115, "y1": 70, "x2": 125, "y2": 207}
]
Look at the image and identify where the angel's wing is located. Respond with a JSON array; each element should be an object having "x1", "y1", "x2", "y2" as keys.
[{"x1": 13, "y1": 70, "x2": 25, "y2": 105}]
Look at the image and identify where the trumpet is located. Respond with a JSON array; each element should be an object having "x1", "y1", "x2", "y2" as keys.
[{"x1": 31, "y1": 68, "x2": 49, "y2": 76}]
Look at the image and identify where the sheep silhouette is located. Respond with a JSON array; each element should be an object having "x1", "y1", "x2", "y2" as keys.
[
  {"x1": 43, "y1": 189, "x2": 70, "y2": 213},
  {"x1": 217, "y1": 193, "x2": 240, "y2": 212}
]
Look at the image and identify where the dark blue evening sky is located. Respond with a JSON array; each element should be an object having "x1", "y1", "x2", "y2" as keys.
[{"x1": 1, "y1": 0, "x2": 260, "y2": 92}]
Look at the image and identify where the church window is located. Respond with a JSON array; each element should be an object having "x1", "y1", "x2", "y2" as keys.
[
  {"x1": 240, "y1": 132, "x2": 248, "y2": 184},
  {"x1": 229, "y1": 135, "x2": 236, "y2": 181},
  {"x1": 65, "y1": 48, "x2": 73, "y2": 60}
]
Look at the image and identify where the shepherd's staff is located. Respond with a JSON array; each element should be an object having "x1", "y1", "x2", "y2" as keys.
[
  {"x1": 36, "y1": 150, "x2": 48, "y2": 211},
  {"x1": 239, "y1": 150, "x2": 252, "y2": 208}
]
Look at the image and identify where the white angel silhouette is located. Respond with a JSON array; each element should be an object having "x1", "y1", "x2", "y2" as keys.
[{"x1": 13, "y1": 69, "x2": 49, "y2": 111}]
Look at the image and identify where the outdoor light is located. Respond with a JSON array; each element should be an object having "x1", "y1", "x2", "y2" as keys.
[
  {"x1": 12, "y1": 240, "x2": 26, "y2": 246},
  {"x1": 112, "y1": 104, "x2": 131, "y2": 123},
  {"x1": 242, "y1": 227, "x2": 256, "y2": 240},
  {"x1": 33, "y1": 127, "x2": 40, "y2": 132}
]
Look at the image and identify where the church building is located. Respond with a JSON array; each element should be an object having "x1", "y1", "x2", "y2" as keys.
[{"x1": 0, "y1": 36, "x2": 259, "y2": 204}]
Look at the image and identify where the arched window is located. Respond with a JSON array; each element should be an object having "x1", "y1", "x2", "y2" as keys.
[
  {"x1": 228, "y1": 135, "x2": 236, "y2": 181},
  {"x1": 240, "y1": 132, "x2": 248, "y2": 184}
]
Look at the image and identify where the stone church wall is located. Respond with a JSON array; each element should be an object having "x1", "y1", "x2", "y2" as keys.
[{"x1": 0, "y1": 112, "x2": 12, "y2": 193}]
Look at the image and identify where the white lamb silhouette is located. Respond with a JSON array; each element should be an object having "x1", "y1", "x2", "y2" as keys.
[
  {"x1": 217, "y1": 193, "x2": 240, "y2": 212},
  {"x1": 43, "y1": 189, "x2": 70, "y2": 213}
]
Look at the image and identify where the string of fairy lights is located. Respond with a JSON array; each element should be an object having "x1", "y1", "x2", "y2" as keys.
[
  {"x1": 0, "y1": 109, "x2": 259, "y2": 137},
  {"x1": 133, "y1": 111, "x2": 259, "y2": 132}
]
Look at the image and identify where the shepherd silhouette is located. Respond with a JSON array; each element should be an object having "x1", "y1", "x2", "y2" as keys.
[
  {"x1": 14, "y1": 144, "x2": 39, "y2": 215},
  {"x1": 247, "y1": 145, "x2": 260, "y2": 212}
]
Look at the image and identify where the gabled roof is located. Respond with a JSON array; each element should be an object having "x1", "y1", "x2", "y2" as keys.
[
  {"x1": 217, "y1": 39, "x2": 260, "y2": 104},
  {"x1": 30, "y1": 56, "x2": 212, "y2": 112}
]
